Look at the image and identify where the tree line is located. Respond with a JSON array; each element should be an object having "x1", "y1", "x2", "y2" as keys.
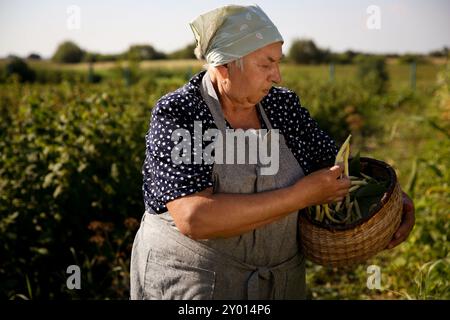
[{"x1": 8, "y1": 39, "x2": 448, "y2": 65}]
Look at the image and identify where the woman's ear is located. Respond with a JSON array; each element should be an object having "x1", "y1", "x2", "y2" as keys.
[{"x1": 216, "y1": 64, "x2": 230, "y2": 80}]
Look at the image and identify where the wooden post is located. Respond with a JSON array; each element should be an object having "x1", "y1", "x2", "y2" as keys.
[
  {"x1": 329, "y1": 63, "x2": 335, "y2": 83},
  {"x1": 87, "y1": 62, "x2": 94, "y2": 83},
  {"x1": 410, "y1": 61, "x2": 416, "y2": 90},
  {"x1": 124, "y1": 67, "x2": 131, "y2": 86}
]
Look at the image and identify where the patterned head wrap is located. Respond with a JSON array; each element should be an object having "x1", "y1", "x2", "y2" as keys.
[{"x1": 189, "y1": 4, "x2": 283, "y2": 66}]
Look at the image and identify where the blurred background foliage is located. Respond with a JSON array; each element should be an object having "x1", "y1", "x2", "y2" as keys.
[{"x1": 0, "y1": 39, "x2": 449, "y2": 299}]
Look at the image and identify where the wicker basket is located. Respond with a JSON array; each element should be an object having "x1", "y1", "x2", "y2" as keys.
[{"x1": 298, "y1": 157, "x2": 403, "y2": 267}]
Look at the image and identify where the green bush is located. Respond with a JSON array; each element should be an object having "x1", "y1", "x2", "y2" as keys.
[
  {"x1": 0, "y1": 82, "x2": 154, "y2": 299},
  {"x1": 125, "y1": 45, "x2": 166, "y2": 61},
  {"x1": 398, "y1": 54, "x2": 428, "y2": 65},
  {"x1": 281, "y1": 75, "x2": 385, "y2": 143},
  {"x1": 288, "y1": 39, "x2": 330, "y2": 64},
  {"x1": 0, "y1": 64, "x2": 447, "y2": 299},
  {"x1": 33, "y1": 68, "x2": 86, "y2": 84},
  {"x1": 2, "y1": 57, "x2": 36, "y2": 83},
  {"x1": 27, "y1": 53, "x2": 42, "y2": 60},
  {"x1": 52, "y1": 41, "x2": 84, "y2": 64},
  {"x1": 168, "y1": 43, "x2": 196, "y2": 59},
  {"x1": 355, "y1": 55, "x2": 389, "y2": 94},
  {"x1": 330, "y1": 50, "x2": 358, "y2": 65}
]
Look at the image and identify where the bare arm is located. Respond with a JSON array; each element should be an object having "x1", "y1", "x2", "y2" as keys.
[{"x1": 167, "y1": 164, "x2": 351, "y2": 240}]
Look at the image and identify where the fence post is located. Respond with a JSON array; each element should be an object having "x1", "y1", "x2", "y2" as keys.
[
  {"x1": 123, "y1": 67, "x2": 131, "y2": 87},
  {"x1": 329, "y1": 63, "x2": 335, "y2": 83},
  {"x1": 186, "y1": 67, "x2": 193, "y2": 81},
  {"x1": 87, "y1": 62, "x2": 94, "y2": 83},
  {"x1": 410, "y1": 61, "x2": 416, "y2": 90}
]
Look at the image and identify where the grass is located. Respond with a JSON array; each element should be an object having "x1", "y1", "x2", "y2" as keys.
[
  {"x1": 0, "y1": 58, "x2": 448, "y2": 299},
  {"x1": 306, "y1": 66, "x2": 450, "y2": 300},
  {"x1": 15, "y1": 59, "x2": 205, "y2": 71}
]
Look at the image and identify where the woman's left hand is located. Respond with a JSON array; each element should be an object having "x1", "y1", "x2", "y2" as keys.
[{"x1": 386, "y1": 191, "x2": 415, "y2": 249}]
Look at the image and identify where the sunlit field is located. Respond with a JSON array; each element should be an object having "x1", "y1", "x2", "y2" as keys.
[{"x1": 1, "y1": 57, "x2": 448, "y2": 299}]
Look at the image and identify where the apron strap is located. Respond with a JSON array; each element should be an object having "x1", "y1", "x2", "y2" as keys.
[
  {"x1": 247, "y1": 253, "x2": 303, "y2": 299},
  {"x1": 200, "y1": 72, "x2": 228, "y2": 134},
  {"x1": 247, "y1": 267, "x2": 273, "y2": 300},
  {"x1": 257, "y1": 103, "x2": 274, "y2": 130}
]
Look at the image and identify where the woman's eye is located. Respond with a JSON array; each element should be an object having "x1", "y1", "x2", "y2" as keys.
[{"x1": 260, "y1": 65, "x2": 270, "y2": 69}]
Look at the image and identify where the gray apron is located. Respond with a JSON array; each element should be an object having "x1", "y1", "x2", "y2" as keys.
[{"x1": 130, "y1": 72, "x2": 306, "y2": 300}]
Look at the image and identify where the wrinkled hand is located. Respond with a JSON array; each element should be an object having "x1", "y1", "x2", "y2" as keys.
[
  {"x1": 296, "y1": 163, "x2": 351, "y2": 207},
  {"x1": 386, "y1": 190, "x2": 415, "y2": 249}
]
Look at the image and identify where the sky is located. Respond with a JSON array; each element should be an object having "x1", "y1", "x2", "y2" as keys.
[{"x1": 0, "y1": 0, "x2": 449, "y2": 58}]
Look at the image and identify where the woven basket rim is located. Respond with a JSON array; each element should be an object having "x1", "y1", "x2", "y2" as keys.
[{"x1": 302, "y1": 157, "x2": 398, "y2": 232}]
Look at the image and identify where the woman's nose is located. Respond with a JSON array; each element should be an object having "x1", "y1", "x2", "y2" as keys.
[{"x1": 271, "y1": 65, "x2": 282, "y2": 84}]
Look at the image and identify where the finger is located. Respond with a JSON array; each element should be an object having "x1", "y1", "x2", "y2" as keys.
[
  {"x1": 402, "y1": 191, "x2": 415, "y2": 214},
  {"x1": 386, "y1": 233, "x2": 404, "y2": 249},
  {"x1": 329, "y1": 163, "x2": 344, "y2": 178},
  {"x1": 386, "y1": 214, "x2": 414, "y2": 249},
  {"x1": 337, "y1": 178, "x2": 351, "y2": 190},
  {"x1": 394, "y1": 209, "x2": 415, "y2": 239},
  {"x1": 337, "y1": 183, "x2": 350, "y2": 193},
  {"x1": 403, "y1": 197, "x2": 415, "y2": 216},
  {"x1": 386, "y1": 233, "x2": 408, "y2": 249}
]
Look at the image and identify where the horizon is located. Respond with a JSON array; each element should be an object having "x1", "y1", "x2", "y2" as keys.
[{"x1": 1, "y1": 0, "x2": 449, "y2": 59}]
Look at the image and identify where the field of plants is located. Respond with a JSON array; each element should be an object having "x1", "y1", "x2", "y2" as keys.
[{"x1": 0, "y1": 58, "x2": 448, "y2": 299}]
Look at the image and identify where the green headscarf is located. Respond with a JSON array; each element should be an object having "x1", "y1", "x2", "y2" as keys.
[{"x1": 189, "y1": 4, "x2": 283, "y2": 66}]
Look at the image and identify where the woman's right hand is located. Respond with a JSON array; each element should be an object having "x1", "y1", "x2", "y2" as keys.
[{"x1": 294, "y1": 163, "x2": 351, "y2": 208}]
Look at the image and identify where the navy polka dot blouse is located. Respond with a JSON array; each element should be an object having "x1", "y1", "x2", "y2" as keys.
[{"x1": 143, "y1": 71, "x2": 338, "y2": 214}]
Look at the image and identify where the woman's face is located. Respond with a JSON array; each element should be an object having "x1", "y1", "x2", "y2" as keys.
[{"x1": 225, "y1": 42, "x2": 283, "y2": 105}]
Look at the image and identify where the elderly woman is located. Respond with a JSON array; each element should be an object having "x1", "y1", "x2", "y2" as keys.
[{"x1": 130, "y1": 4, "x2": 415, "y2": 300}]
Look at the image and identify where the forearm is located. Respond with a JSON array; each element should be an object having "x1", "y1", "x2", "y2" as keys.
[
  {"x1": 188, "y1": 184, "x2": 307, "y2": 239},
  {"x1": 167, "y1": 165, "x2": 349, "y2": 240}
]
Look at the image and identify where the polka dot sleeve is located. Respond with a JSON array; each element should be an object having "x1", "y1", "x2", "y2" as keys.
[{"x1": 142, "y1": 96, "x2": 213, "y2": 214}]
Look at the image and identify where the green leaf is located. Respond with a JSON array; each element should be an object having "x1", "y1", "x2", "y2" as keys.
[
  {"x1": 26, "y1": 275, "x2": 33, "y2": 300},
  {"x1": 405, "y1": 158, "x2": 418, "y2": 194},
  {"x1": 356, "y1": 195, "x2": 384, "y2": 218},
  {"x1": 53, "y1": 185, "x2": 63, "y2": 198},
  {"x1": 354, "y1": 180, "x2": 388, "y2": 218},
  {"x1": 355, "y1": 182, "x2": 387, "y2": 198},
  {"x1": 419, "y1": 160, "x2": 443, "y2": 178},
  {"x1": 349, "y1": 152, "x2": 361, "y2": 176},
  {"x1": 30, "y1": 247, "x2": 49, "y2": 255}
]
